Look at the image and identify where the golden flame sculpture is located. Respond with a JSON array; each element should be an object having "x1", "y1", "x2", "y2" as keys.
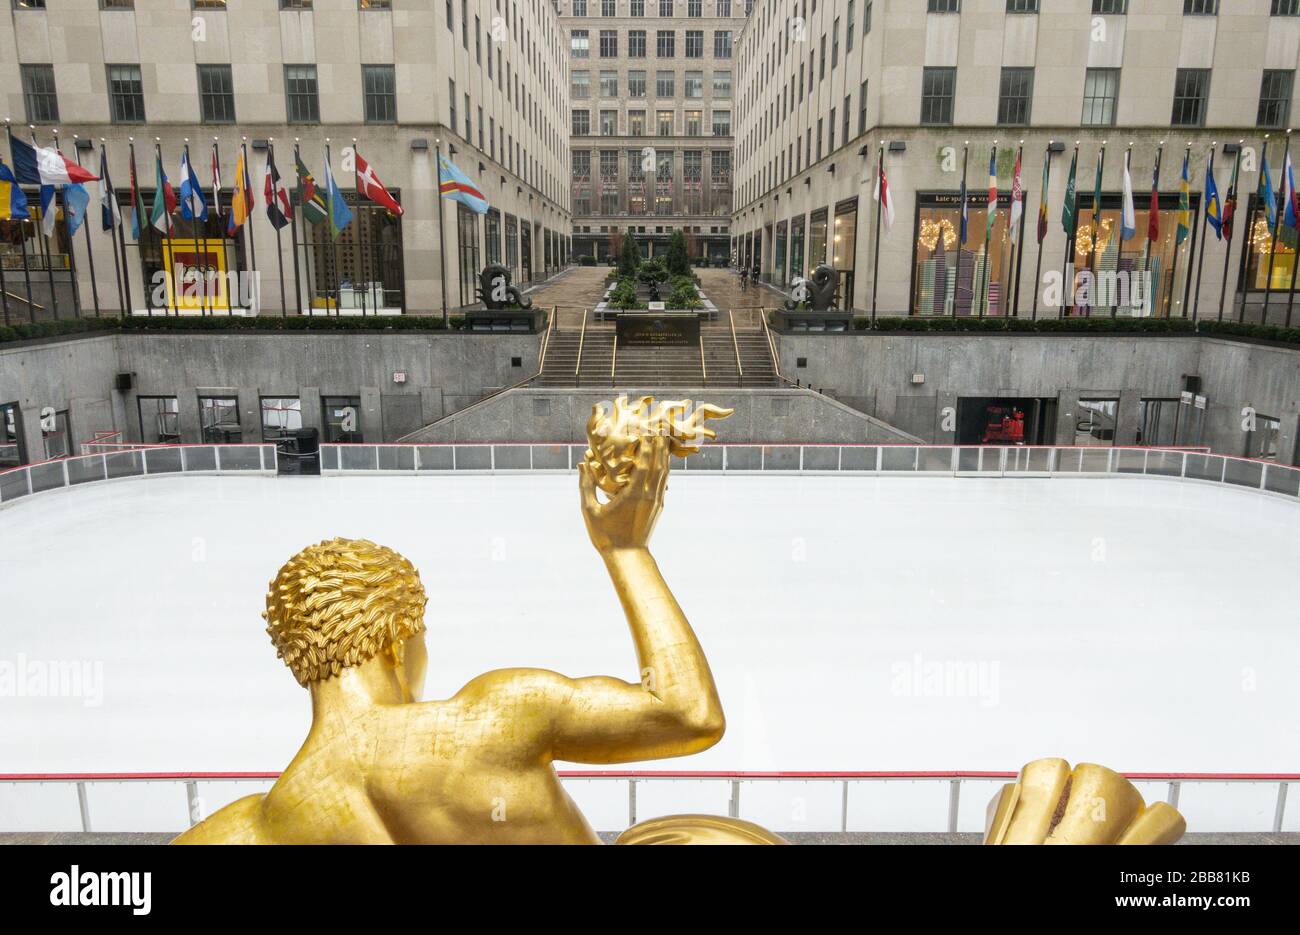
[{"x1": 584, "y1": 395, "x2": 733, "y2": 495}]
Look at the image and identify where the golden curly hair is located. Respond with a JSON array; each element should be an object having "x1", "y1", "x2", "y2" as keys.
[{"x1": 264, "y1": 538, "x2": 428, "y2": 687}]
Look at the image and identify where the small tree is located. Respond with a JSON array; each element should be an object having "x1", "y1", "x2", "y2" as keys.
[
  {"x1": 618, "y1": 231, "x2": 641, "y2": 278},
  {"x1": 665, "y1": 229, "x2": 690, "y2": 277}
]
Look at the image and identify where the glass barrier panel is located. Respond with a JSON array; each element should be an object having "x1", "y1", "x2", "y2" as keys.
[
  {"x1": 1116, "y1": 449, "x2": 1147, "y2": 474},
  {"x1": 377, "y1": 446, "x2": 416, "y2": 471},
  {"x1": 1184, "y1": 453, "x2": 1222, "y2": 481},
  {"x1": 29, "y1": 461, "x2": 67, "y2": 492},
  {"x1": 762, "y1": 446, "x2": 800, "y2": 470},
  {"x1": 493, "y1": 445, "x2": 530, "y2": 470},
  {"x1": 0, "y1": 468, "x2": 31, "y2": 502},
  {"x1": 105, "y1": 450, "x2": 145, "y2": 479},
  {"x1": 839, "y1": 446, "x2": 878, "y2": 471},
  {"x1": 1078, "y1": 449, "x2": 1111, "y2": 473},
  {"x1": 67, "y1": 456, "x2": 106, "y2": 485},
  {"x1": 319, "y1": 445, "x2": 339, "y2": 471},
  {"x1": 185, "y1": 446, "x2": 218, "y2": 472},
  {"x1": 531, "y1": 444, "x2": 569, "y2": 470},
  {"x1": 145, "y1": 447, "x2": 183, "y2": 473},
  {"x1": 453, "y1": 446, "x2": 491, "y2": 470},
  {"x1": 416, "y1": 446, "x2": 454, "y2": 471},
  {"x1": 1223, "y1": 458, "x2": 1264, "y2": 489},
  {"x1": 217, "y1": 446, "x2": 264, "y2": 471},
  {"x1": 1263, "y1": 464, "x2": 1300, "y2": 498},
  {"x1": 568, "y1": 446, "x2": 585, "y2": 469},
  {"x1": 881, "y1": 447, "x2": 918, "y2": 472},
  {"x1": 956, "y1": 448, "x2": 982, "y2": 472},
  {"x1": 919, "y1": 447, "x2": 954, "y2": 472},
  {"x1": 803, "y1": 446, "x2": 839, "y2": 471},
  {"x1": 1144, "y1": 449, "x2": 1184, "y2": 477},
  {"x1": 724, "y1": 445, "x2": 762, "y2": 470},
  {"x1": 1052, "y1": 448, "x2": 1082, "y2": 473},
  {"x1": 690, "y1": 445, "x2": 725, "y2": 470},
  {"x1": 340, "y1": 446, "x2": 379, "y2": 471}
]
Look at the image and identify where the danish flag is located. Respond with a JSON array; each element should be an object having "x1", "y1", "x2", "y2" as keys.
[{"x1": 355, "y1": 153, "x2": 403, "y2": 216}]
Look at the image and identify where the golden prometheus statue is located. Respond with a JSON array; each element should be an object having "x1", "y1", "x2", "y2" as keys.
[
  {"x1": 176, "y1": 395, "x2": 782, "y2": 844},
  {"x1": 175, "y1": 395, "x2": 1184, "y2": 845}
]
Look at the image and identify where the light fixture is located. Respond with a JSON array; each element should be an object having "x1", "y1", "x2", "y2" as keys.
[{"x1": 410, "y1": 138, "x2": 430, "y2": 151}]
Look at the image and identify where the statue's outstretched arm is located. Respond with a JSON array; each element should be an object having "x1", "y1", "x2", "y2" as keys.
[{"x1": 538, "y1": 434, "x2": 725, "y2": 763}]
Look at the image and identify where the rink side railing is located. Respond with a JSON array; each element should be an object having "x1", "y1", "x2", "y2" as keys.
[
  {"x1": 3, "y1": 442, "x2": 1300, "y2": 509},
  {"x1": 0, "y1": 770, "x2": 1295, "y2": 835}
]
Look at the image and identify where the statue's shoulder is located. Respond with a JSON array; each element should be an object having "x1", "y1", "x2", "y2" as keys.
[{"x1": 451, "y1": 667, "x2": 571, "y2": 708}]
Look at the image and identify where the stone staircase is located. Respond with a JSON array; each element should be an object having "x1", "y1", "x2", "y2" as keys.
[{"x1": 535, "y1": 311, "x2": 779, "y2": 388}]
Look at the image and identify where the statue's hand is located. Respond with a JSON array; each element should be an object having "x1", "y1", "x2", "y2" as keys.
[{"x1": 578, "y1": 435, "x2": 670, "y2": 553}]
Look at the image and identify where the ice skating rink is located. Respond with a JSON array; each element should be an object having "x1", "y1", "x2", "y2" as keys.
[{"x1": 2, "y1": 471, "x2": 1298, "y2": 832}]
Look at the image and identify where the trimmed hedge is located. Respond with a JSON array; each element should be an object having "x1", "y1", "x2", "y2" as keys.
[
  {"x1": 1196, "y1": 319, "x2": 1300, "y2": 346},
  {"x1": 858, "y1": 316, "x2": 1200, "y2": 336},
  {"x1": 0, "y1": 313, "x2": 463, "y2": 345},
  {"x1": 0, "y1": 317, "x2": 119, "y2": 344}
]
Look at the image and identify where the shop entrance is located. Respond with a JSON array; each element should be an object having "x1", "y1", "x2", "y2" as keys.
[{"x1": 956, "y1": 397, "x2": 1057, "y2": 446}]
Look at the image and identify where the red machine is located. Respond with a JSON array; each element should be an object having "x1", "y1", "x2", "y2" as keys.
[{"x1": 981, "y1": 407, "x2": 1026, "y2": 445}]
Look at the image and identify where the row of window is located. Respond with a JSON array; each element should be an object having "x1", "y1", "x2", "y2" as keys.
[
  {"x1": 925, "y1": 1, "x2": 1300, "y2": 15},
  {"x1": 19, "y1": 63, "x2": 399, "y2": 125},
  {"x1": 572, "y1": 109, "x2": 731, "y2": 137},
  {"x1": 568, "y1": 0, "x2": 735, "y2": 16},
  {"x1": 571, "y1": 69, "x2": 731, "y2": 100},
  {"x1": 916, "y1": 66, "x2": 1295, "y2": 129},
  {"x1": 570, "y1": 29, "x2": 730, "y2": 59}
]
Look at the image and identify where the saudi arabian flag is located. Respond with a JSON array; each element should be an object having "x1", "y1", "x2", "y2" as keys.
[{"x1": 1060, "y1": 149, "x2": 1078, "y2": 237}]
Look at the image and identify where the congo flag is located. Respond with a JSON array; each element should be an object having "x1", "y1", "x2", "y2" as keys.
[{"x1": 439, "y1": 154, "x2": 488, "y2": 214}]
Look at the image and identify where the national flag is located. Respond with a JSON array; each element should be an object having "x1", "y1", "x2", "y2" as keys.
[
  {"x1": 40, "y1": 186, "x2": 56, "y2": 237},
  {"x1": 323, "y1": 149, "x2": 353, "y2": 240},
  {"x1": 128, "y1": 147, "x2": 146, "y2": 240},
  {"x1": 1175, "y1": 151, "x2": 1191, "y2": 245},
  {"x1": 228, "y1": 148, "x2": 252, "y2": 235},
  {"x1": 210, "y1": 145, "x2": 223, "y2": 228},
  {"x1": 0, "y1": 161, "x2": 30, "y2": 220},
  {"x1": 8, "y1": 132, "x2": 40, "y2": 184},
  {"x1": 1008, "y1": 151, "x2": 1023, "y2": 245},
  {"x1": 1092, "y1": 150, "x2": 1104, "y2": 231},
  {"x1": 1060, "y1": 149, "x2": 1078, "y2": 237},
  {"x1": 63, "y1": 183, "x2": 90, "y2": 236},
  {"x1": 98, "y1": 148, "x2": 120, "y2": 231},
  {"x1": 179, "y1": 149, "x2": 209, "y2": 222},
  {"x1": 985, "y1": 149, "x2": 998, "y2": 240},
  {"x1": 150, "y1": 152, "x2": 177, "y2": 234},
  {"x1": 1283, "y1": 152, "x2": 1299, "y2": 230},
  {"x1": 1037, "y1": 156, "x2": 1049, "y2": 244},
  {"x1": 263, "y1": 149, "x2": 292, "y2": 230},
  {"x1": 1147, "y1": 155, "x2": 1161, "y2": 244},
  {"x1": 7, "y1": 133, "x2": 98, "y2": 185},
  {"x1": 1204, "y1": 153, "x2": 1222, "y2": 241},
  {"x1": 959, "y1": 169, "x2": 969, "y2": 244},
  {"x1": 1120, "y1": 155, "x2": 1136, "y2": 241},
  {"x1": 438, "y1": 154, "x2": 489, "y2": 215},
  {"x1": 873, "y1": 163, "x2": 894, "y2": 231},
  {"x1": 295, "y1": 153, "x2": 328, "y2": 226},
  {"x1": 355, "y1": 152, "x2": 404, "y2": 217},
  {"x1": 1257, "y1": 153, "x2": 1275, "y2": 235}
]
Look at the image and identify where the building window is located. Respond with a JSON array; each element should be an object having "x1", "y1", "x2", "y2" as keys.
[
  {"x1": 571, "y1": 30, "x2": 589, "y2": 58},
  {"x1": 107, "y1": 64, "x2": 145, "y2": 123},
  {"x1": 261, "y1": 398, "x2": 303, "y2": 442},
  {"x1": 602, "y1": 0, "x2": 614, "y2": 13},
  {"x1": 657, "y1": 70, "x2": 675, "y2": 97},
  {"x1": 659, "y1": 0, "x2": 672, "y2": 14},
  {"x1": 572, "y1": 109, "x2": 591, "y2": 135},
  {"x1": 927, "y1": 0, "x2": 959, "y2": 10},
  {"x1": 1092, "y1": 0, "x2": 1126, "y2": 12},
  {"x1": 717, "y1": 0, "x2": 730, "y2": 13},
  {"x1": 449, "y1": 79, "x2": 458, "y2": 131},
  {"x1": 629, "y1": 70, "x2": 647, "y2": 97},
  {"x1": 713, "y1": 70, "x2": 731, "y2": 98},
  {"x1": 1258, "y1": 70, "x2": 1294, "y2": 128},
  {"x1": 629, "y1": 30, "x2": 646, "y2": 56},
  {"x1": 713, "y1": 30, "x2": 732, "y2": 58},
  {"x1": 685, "y1": 30, "x2": 703, "y2": 58},
  {"x1": 712, "y1": 110, "x2": 730, "y2": 136},
  {"x1": 1082, "y1": 68, "x2": 1119, "y2": 126},
  {"x1": 138, "y1": 397, "x2": 179, "y2": 444},
  {"x1": 1171, "y1": 68, "x2": 1209, "y2": 126},
  {"x1": 847, "y1": 2, "x2": 855, "y2": 51},
  {"x1": 321, "y1": 397, "x2": 362, "y2": 444},
  {"x1": 280, "y1": 0, "x2": 312, "y2": 8},
  {"x1": 485, "y1": 208, "x2": 501, "y2": 264},
  {"x1": 599, "y1": 70, "x2": 618, "y2": 97},
  {"x1": 685, "y1": 70, "x2": 703, "y2": 98},
  {"x1": 285, "y1": 64, "x2": 320, "y2": 123},
  {"x1": 599, "y1": 29, "x2": 617, "y2": 57},
  {"x1": 1243, "y1": 192, "x2": 1299, "y2": 292},
  {"x1": 997, "y1": 67, "x2": 1033, "y2": 125},
  {"x1": 304, "y1": 193, "x2": 405, "y2": 310},
  {"x1": 657, "y1": 30, "x2": 675, "y2": 57},
  {"x1": 657, "y1": 109, "x2": 674, "y2": 136},
  {"x1": 684, "y1": 110, "x2": 702, "y2": 136},
  {"x1": 688, "y1": 0, "x2": 700, "y2": 14},
  {"x1": 1183, "y1": 0, "x2": 1216, "y2": 13},
  {"x1": 1273, "y1": 0, "x2": 1299, "y2": 14},
  {"x1": 359, "y1": 0, "x2": 390, "y2": 6},
  {"x1": 629, "y1": 110, "x2": 646, "y2": 134},
  {"x1": 832, "y1": 19, "x2": 840, "y2": 68},
  {"x1": 199, "y1": 396, "x2": 241, "y2": 444},
  {"x1": 571, "y1": 70, "x2": 591, "y2": 99},
  {"x1": 600, "y1": 109, "x2": 617, "y2": 135},
  {"x1": 1006, "y1": 0, "x2": 1038, "y2": 11},
  {"x1": 20, "y1": 64, "x2": 58, "y2": 124},
  {"x1": 858, "y1": 79, "x2": 868, "y2": 135},
  {"x1": 100, "y1": 0, "x2": 134, "y2": 7},
  {"x1": 362, "y1": 64, "x2": 396, "y2": 123},
  {"x1": 631, "y1": 0, "x2": 644, "y2": 14},
  {"x1": 920, "y1": 67, "x2": 954, "y2": 126}
]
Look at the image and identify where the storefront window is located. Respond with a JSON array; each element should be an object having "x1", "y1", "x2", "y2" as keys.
[
  {"x1": 1241, "y1": 193, "x2": 1298, "y2": 292},
  {"x1": 0, "y1": 403, "x2": 22, "y2": 468},
  {"x1": 42, "y1": 409, "x2": 70, "y2": 460},
  {"x1": 789, "y1": 214, "x2": 806, "y2": 281},
  {"x1": 457, "y1": 204, "x2": 481, "y2": 306},
  {"x1": 321, "y1": 396, "x2": 362, "y2": 444},
  {"x1": 305, "y1": 194, "x2": 404, "y2": 312},
  {"x1": 774, "y1": 220, "x2": 788, "y2": 286},
  {"x1": 912, "y1": 191, "x2": 1015, "y2": 316},
  {"x1": 1137, "y1": 398, "x2": 1180, "y2": 448},
  {"x1": 260, "y1": 397, "x2": 302, "y2": 442},
  {"x1": 1074, "y1": 398, "x2": 1118, "y2": 447},
  {"x1": 808, "y1": 208, "x2": 829, "y2": 272},
  {"x1": 485, "y1": 208, "x2": 501, "y2": 265},
  {"x1": 504, "y1": 214, "x2": 519, "y2": 283},
  {"x1": 198, "y1": 395, "x2": 240, "y2": 444},
  {"x1": 832, "y1": 198, "x2": 858, "y2": 308},
  {"x1": 138, "y1": 396, "x2": 179, "y2": 443}
]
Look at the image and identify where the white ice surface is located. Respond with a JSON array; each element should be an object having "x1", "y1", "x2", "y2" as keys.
[{"x1": 1, "y1": 473, "x2": 1297, "y2": 832}]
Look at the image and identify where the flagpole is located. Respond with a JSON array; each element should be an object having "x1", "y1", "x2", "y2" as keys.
[
  {"x1": 979, "y1": 142, "x2": 997, "y2": 318},
  {"x1": 6, "y1": 122, "x2": 38, "y2": 321},
  {"x1": 955, "y1": 142, "x2": 968, "y2": 318},
  {"x1": 154, "y1": 139, "x2": 175, "y2": 315},
  {"x1": 1172, "y1": 143, "x2": 1192, "y2": 319},
  {"x1": 1144, "y1": 143, "x2": 1163, "y2": 316},
  {"x1": 290, "y1": 140, "x2": 304, "y2": 316},
  {"x1": 99, "y1": 142, "x2": 126, "y2": 316},
  {"x1": 212, "y1": 139, "x2": 226, "y2": 313},
  {"x1": 268, "y1": 140, "x2": 288, "y2": 317},
  {"x1": 870, "y1": 143, "x2": 884, "y2": 322},
  {"x1": 190, "y1": 140, "x2": 213, "y2": 317},
  {"x1": 325, "y1": 140, "x2": 342, "y2": 318},
  {"x1": 1086, "y1": 142, "x2": 1105, "y2": 318},
  {"x1": 31, "y1": 127, "x2": 62, "y2": 319},
  {"x1": 1031, "y1": 142, "x2": 1052, "y2": 321},
  {"x1": 1191, "y1": 143, "x2": 1217, "y2": 322},
  {"x1": 353, "y1": 138, "x2": 368, "y2": 317},
  {"x1": 124, "y1": 138, "x2": 141, "y2": 316},
  {"x1": 1011, "y1": 142, "x2": 1026, "y2": 317},
  {"x1": 1261, "y1": 129, "x2": 1291, "y2": 325},
  {"x1": 183, "y1": 141, "x2": 206, "y2": 317},
  {"x1": 70, "y1": 136, "x2": 101, "y2": 318},
  {"x1": 1217, "y1": 141, "x2": 1242, "y2": 322},
  {"x1": 1062, "y1": 144, "x2": 1080, "y2": 317},
  {"x1": 53, "y1": 131, "x2": 84, "y2": 317},
  {"x1": 435, "y1": 141, "x2": 449, "y2": 323},
  {"x1": 1114, "y1": 143, "x2": 1131, "y2": 319},
  {"x1": 242, "y1": 139, "x2": 260, "y2": 315}
]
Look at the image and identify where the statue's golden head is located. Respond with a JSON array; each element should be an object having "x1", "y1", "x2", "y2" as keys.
[{"x1": 264, "y1": 538, "x2": 428, "y2": 687}]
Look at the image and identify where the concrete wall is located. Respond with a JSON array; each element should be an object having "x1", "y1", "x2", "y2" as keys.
[
  {"x1": 0, "y1": 330, "x2": 539, "y2": 451},
  {"x1": 401, "y1": 385, "x2": 922, "y2": 444},
  {"x1": 777, "y1": 331, "x2": 1300, "y2": 464}
]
